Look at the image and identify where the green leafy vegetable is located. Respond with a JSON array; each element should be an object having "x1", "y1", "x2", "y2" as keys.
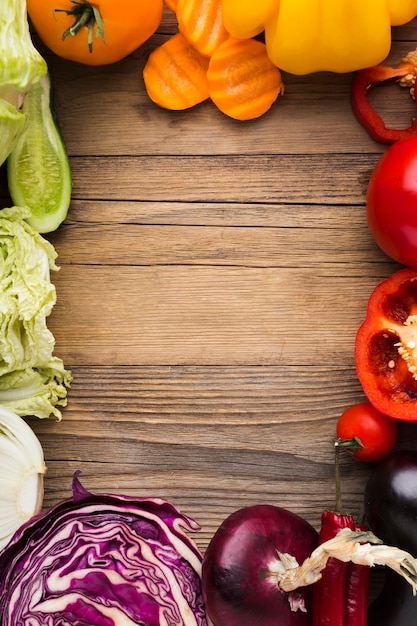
[
  {"x1": 0, "y1": 206, "x2": 72, "y2": 418},
  {"x1": 0, "y1": 0, "x2": 48, "y2": 167},
  {"x1": 0, "y1": 100, "x2": 26, "y2": 169},
  {"x1": 0, "y1": 360, "x2": 72, "y2": 419}
]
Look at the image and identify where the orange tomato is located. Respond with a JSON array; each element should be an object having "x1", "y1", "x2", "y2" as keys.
[
  {"x1": 207, "y1": 38, "x2": 284, "y2": 120},
  {"x1": 27, "y1": 0, "x2": 163, "y2": 65}
]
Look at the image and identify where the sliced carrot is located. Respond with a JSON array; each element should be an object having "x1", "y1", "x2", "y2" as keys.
[
  {"x1": 143, "y1": 33, "x2": 210, "y2": 110},
  {"x1": 207, "y1": 37, "x2": 284, "y2": 120},
  {"x1": 176, "y1": 0, "x2": 229, "y2": 57}
]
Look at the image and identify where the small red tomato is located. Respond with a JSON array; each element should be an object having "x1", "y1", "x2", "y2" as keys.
[
  {"x1": 366, "y1": 136, "x2": 417, "y2": 267},
  {"x1": 336, "y1": 402, "x2": 398, "y2": 462}
]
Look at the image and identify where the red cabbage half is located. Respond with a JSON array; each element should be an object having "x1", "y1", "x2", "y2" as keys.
[{"x1": 0, "y1": 472, "x2": 210, "y2": 626}]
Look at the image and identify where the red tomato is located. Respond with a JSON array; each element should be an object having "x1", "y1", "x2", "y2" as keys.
[
  {"x1": 366, "y1": 136, "x2": 417, "y2": 267},
  {"x1": 336, "y1": 402, "x2": 398, "y2": 462}
]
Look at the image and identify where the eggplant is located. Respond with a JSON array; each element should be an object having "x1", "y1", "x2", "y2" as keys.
[{"x1": 364, "y1": 449, "x2": 417, "y2": 626}]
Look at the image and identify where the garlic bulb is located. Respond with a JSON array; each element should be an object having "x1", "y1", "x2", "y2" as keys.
[{"x1": 0, "y1": 405, "x2": 46, "y2": 551}]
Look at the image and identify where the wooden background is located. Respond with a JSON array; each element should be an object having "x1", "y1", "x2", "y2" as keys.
[{"x1": 1, "y1": 8, "x2": 417, "y2": 554}]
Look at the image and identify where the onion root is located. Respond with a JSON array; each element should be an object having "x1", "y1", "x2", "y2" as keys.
[{"x1": 268, "y1": 528, "x2": 417, "y2": 595}]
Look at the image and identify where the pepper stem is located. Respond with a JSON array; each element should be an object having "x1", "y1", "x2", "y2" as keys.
[
  {"x1": 334, "y1": 439, "x2": 342, "y2": 513},
  {"x1": 333, "y1": 437, "x2": 363, "y2": 513},
  {"x1": 54, "y1": 0, "x2": 106, "y2": 53}
]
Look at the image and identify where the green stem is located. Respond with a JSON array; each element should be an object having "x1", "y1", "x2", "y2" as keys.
[
  {"x1": 334, "y1": 440, "x2": 342, "y2": 513},
  {"x1": 54, "y1": 0, "x2": 105, "y2": 53},
  {"x1": 333, "y1": 437, "x2": 363, "y2": 513}
]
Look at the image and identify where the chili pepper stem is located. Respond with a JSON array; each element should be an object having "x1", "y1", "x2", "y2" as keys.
[
  {"x1": 54, "y1": 0, "x2": 106, "y2": 52},
  {"x1": 334, "y1": 439, "x2": 342, "y2": 513},
  {"x1": 333, "y1": 437, "x2": 363, "y2": 513}
]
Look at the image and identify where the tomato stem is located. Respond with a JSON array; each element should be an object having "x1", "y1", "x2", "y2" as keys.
[{"x1": 55, "y1": 0, "x2": 106, "y2": 53}]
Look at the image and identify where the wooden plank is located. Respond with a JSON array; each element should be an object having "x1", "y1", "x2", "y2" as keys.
[
  {"x1": 32, "y1": 365, "x2": 367, "y2": 426},
  {"x1": 53, "y1": 199, "x2": 369, "y2": 227},
  {"x1": 50, "y1": 221, "x2": 391, "y2": 267},
  {"x1": 47, "y1": 263, "x2": 395, "y2": 366},
  {"x1": 67, "y1": 154, "x2": 378, "y2": 204}
]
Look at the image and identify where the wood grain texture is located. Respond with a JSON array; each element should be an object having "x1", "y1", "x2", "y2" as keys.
[
  {"x1": 1, "y1": 10, "x2": 417, "y2": 560},
  {"x1": 47, "y1": 263, "x2": 391, "y2": 366},
  {"x1": 27, "y1": 365, "x2": 372, "y2": 549}
]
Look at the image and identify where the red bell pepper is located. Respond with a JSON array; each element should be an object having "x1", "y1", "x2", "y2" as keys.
[
  {"x1": 351, "y1": 50, "x2": 417, "y2": 144},
  {"x1": 355, "y1": 268, "x2": 417, "y2": 421}
]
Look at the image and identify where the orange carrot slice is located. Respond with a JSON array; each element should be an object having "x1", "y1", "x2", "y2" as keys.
[
  {"x1": 207, "y1": 37, "x2": 284, "y2": 120},
  {"x1": 143, "y1": 32, "x2": 210, "y2": 110},
  {"x1": 176, "y1": 0, "x2": 229, "y2": 57}
]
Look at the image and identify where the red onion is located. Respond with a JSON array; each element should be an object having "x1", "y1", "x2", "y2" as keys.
[{"x1": 202, "y1": 504, "x2": 318, "y2": 626}]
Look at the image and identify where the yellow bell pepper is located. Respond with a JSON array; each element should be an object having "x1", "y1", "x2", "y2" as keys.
[
  {"x1": 388, "y1": 0, "x2": 417, "y2": 25},
  {"x1": 222, "y1": 0, "x2": 417, "y2": 74}
]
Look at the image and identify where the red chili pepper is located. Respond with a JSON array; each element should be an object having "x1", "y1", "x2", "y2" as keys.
[
  {"x1": 312, "y1": 510, "x2": 356, "y2": 626},
  {"x1": 345, "y1": 525, "x2": 371, "y2": 626},
  {"x1": 355, "y1": 268, "x2": 417, "y2": 421},
  {"x1": 351, "y1": 51, "x2": 417, "y2": 144},
  {"x1": 312, "y1": 442, "x2": 370, "y2": 625}
]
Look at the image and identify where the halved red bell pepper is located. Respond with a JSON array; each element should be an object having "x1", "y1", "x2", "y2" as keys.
[
  {"x1": 355, "y1": 268, "x2": 417, "y2": 421},
  {"x1": 351, "y1": 49, "x2": 417, "y2": 144}
]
